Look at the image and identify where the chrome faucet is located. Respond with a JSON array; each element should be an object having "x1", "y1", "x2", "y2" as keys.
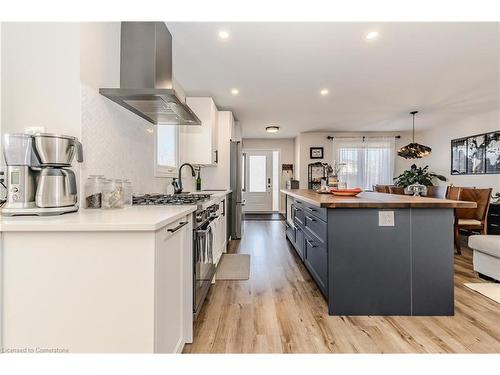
[{"x1": 172, "y1": 163, "x2": 196, "y2": 194}]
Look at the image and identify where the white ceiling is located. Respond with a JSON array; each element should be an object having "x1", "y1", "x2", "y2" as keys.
[{"x1": 168, "y1": 22, "x2": 499, "y2": 138}]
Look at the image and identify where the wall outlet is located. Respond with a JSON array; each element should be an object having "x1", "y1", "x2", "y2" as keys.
[{"x1": 378, "y1": 211, "x2": 395, "y2": 226}]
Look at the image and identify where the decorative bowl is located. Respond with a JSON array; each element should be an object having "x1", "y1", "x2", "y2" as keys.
[{"x1": 330, "y1": 188, "x2": 362, "y2": 197}]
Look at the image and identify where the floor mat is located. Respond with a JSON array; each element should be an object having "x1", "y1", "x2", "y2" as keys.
[{"x1": 216, "y1": 254, "x2": 251, "y2": 280}]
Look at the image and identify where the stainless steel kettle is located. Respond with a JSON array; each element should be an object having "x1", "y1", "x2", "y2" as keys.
[{"x1": 35, "y1": 168, "x2": 78, "y2": 208}]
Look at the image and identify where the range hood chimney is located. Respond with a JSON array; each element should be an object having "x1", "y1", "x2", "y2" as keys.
[{"x1": 99, "y1": 22, "x2": 201, "y2": 126}]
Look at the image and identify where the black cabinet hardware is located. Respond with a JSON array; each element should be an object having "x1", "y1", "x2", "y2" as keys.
[
  {"x1": 306, "y1": 239, "x2": 317, "y2": 248},
  {"x1": 167, "y1": 221, "x2": 188, "y2": 233}
]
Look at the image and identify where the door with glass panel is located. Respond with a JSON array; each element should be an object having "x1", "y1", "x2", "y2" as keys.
[{"x1": 242, "y1": 150, "x2": 273, "y2": 212}]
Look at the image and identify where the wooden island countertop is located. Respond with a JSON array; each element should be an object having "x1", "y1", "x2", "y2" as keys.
[{"x1": 281, "y1": 189, "x2": 477, "y2": 209}]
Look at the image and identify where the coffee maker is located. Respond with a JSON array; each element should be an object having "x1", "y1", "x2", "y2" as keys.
[{"x1": 2, "y1": 133, "x2": 83, "y2": 216}]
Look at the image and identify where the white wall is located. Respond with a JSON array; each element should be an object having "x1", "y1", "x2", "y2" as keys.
[
  {"x1": 1, "y1": 23, "x2": 82, "y2": 200},
  {"x1": 242, "y1": 138, "x2": 295, "y2": 166},
  {"x1": 242, "y1": 137, "x2": 295, "y2": 212},
  {"x1": 294, "y1": 131, "x2": 411, "y2": 189},
  {"x1": 412, "y1": 110, "x2": 500, "y2": 194},
  {"x1": 1, "y1": 23, "x2": 81, "y2": 138}
]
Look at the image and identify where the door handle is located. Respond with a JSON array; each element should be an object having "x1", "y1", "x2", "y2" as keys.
[
  {"x1": 267, "y1": 177, "x2": 271, "y2": 188},
  {"x1": 306, "y1": 215, "x2": 316, "y2": 222}
]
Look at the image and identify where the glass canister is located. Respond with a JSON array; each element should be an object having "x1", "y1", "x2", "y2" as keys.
[
  {"x1": 102, "y1": 179, "x2": 124, "y2": 209},
  {"x1": 123, "y1": 179, "x2": 133, "y2": 207},
  {"x1": 84, "y1": 175, "x2": 105, "y2": 209}
]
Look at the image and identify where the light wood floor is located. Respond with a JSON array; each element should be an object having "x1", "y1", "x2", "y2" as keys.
[{"x1": 184, "y1": 221, "x2": 500, "y2": 353}]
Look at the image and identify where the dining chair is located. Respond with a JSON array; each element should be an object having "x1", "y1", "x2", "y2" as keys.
[
  {"x1": 426, "y1": 185, "x2": 448, "y2": 199},
  {"x1": 388, "y1": 186, "x2": 406, "y2": 195},
  {"x1": 446, "y1": 186, "x2": 462, "y2": 200},
  {"x1": 453, "y1": 188, "x2": 492, "y2": 254}
]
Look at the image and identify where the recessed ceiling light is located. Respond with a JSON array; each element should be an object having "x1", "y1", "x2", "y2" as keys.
[
  {"x1": 266, "y1": 126, "x2": 280, "y2": 134},
  {"x1": 320, "y1": 89, "x2": 329, "y2": 96},
  {"x1": 218, "y1": 30, "x2": 230, "y2": 40},
  {"x1": 231, "y1": 88, "x2": 239, "y2": 95},
  {"x1": 365, "y1": 31, "x2": 379, "y2": 41}
]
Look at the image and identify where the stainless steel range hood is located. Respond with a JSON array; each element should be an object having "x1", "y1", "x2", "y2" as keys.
[{"x1": 99, "y1": 22, "x2": 201, "y2": 126}]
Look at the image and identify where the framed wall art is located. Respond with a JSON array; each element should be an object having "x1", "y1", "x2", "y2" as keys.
[
  {"x1": 310, "y1": 147, "x2": 324, "y2": 159},
  {"x1": 451, "y1": 130, "x2": 500, "y2": 175}
]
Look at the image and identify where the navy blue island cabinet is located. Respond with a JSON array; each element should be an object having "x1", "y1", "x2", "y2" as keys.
[{"x1": 282, "y1": 189, "x2": 475, "y2": 316}]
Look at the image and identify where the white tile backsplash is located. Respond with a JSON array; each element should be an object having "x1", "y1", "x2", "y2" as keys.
[{"x1": 81, "y1": 84, "x2": 169, "y2": 195}]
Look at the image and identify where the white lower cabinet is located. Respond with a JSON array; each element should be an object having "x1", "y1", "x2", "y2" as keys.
[
  {"x1": 1, "y1": 215, "x2": 193, "y2": 353},
  {"x1": 155, "y1": 216, "x2": 193, "y2": 353}
]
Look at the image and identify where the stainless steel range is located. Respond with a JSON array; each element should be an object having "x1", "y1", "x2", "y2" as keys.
[{"x1": 133, "y1": 193, "x2": 219, "y2": 318}]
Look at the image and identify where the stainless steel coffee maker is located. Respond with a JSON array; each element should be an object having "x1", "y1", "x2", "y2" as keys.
[{"x1": 2, "y1": 133, "x2": 83, "y2": 216}]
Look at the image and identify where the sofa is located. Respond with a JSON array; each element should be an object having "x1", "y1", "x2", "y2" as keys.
[{"x1": 468, "y1": 235, "x2": 500, "y2": 281}]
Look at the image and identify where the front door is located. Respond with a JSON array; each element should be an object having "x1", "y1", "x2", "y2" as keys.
[{"x1": 242, "y1": 150, "x2": 273, "y2": 212}]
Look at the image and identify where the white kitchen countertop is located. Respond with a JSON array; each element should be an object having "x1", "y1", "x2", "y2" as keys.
[
  {"x1": 0, "y1": 205, "x2": 197, "y2": 232},
  {"x1": 0, "y1": 190, "x2": 231, "y2": 232}
]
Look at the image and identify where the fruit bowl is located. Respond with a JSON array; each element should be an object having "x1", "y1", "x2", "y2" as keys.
[{"x1": 330, "y1": 188, "x2": 362, "y2": 196}]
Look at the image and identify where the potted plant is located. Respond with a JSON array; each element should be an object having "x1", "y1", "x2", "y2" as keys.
[{"x1": 394, "y1": 164, "x2": 447, "y2": 187}]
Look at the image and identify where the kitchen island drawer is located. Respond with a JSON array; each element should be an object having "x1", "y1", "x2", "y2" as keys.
[
  {"x1": 292, "y1": 204, "x2": 305, "y2": 227},
  {"x1": 295, "y1": 225, "x2": 305, "y2": 261},
  {"x1": 304, "y1": 213, "x2": 327, "y2": 244},
  {"x1": 304, "y1": 233, "x2": 327, "y2": 297},
  {"x1": 303, "y1": 202, "x2": 327, "y2": 222}
]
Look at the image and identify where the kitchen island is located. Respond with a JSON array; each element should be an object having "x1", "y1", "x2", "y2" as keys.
[{"x1": 282, "y1": 189, "x2": 476, "y2": 316}]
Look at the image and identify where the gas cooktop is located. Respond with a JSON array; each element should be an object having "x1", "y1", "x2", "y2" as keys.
[{"x1": 132, "y1": 193, "x2": 212, "y2": 206}]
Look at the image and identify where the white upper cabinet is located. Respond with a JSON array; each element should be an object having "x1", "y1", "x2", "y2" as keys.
[
  {"x1": 180, "y1": 97, "x2": 219, "y2": 166},
  {"x1": 201, "y1": 111, "x2": 234, "y2": 190}
]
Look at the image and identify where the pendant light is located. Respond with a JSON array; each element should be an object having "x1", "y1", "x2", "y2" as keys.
[{"x1": 397, "y1": 111, "x2": 431, "y2": 159}]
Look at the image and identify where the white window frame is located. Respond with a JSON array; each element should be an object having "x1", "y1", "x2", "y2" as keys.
[{"x1": 154, "y1": 125, "x2": 180, "y2": 178}]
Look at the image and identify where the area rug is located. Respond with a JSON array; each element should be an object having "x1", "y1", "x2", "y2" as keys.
[
  {"x1": 464, "y1": 283, "x2": 500, "y2": 303},
  {"x1": 215, "y1": 254, "x2": 251, "y2": 280}
]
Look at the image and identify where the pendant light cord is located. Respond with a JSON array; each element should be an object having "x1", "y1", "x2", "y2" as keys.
[
  {"x1": 410, "y1": 111, "x2": 418, "y2": 143},
  {"x1": 412, "y1": 112, "x2": 415, "y2": 143}
]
